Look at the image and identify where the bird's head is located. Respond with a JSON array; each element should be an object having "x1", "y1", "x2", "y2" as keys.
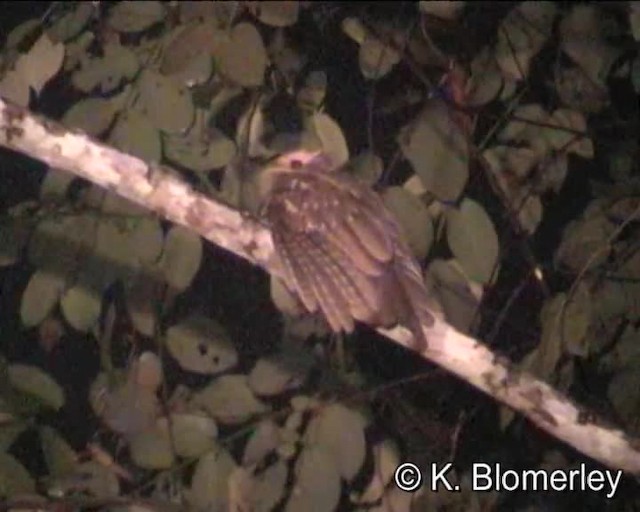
[{"x1": 244, "y1": 149, "x2": 332, "y2": 212}]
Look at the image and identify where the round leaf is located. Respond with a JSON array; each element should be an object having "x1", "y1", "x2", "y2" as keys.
[
  {"x1": 166, "y1": 316, "x2": 238, "y2": 374},
  {"x1": 47, "y1": 3, "x2": 94, "y2": 42},
  {"x1": 60, "y1": 283, "x2": 102, "y2": 332},
  {"x1": 169, "y1": 414, "x2": 218, "y2": 458},
  {"x1": 71, "y1": 43, "x2": 139, "y2": 93},
  {"x1": 137, "y1": 70, "x2": 194, "y2": 133},
  {"x1": 250, "y1": 1, "x2": 299, "y2": 27},
  {"x1": 28, "y1": 214, "x2": 97, "y2": 276},
  {"x1": 249, "y1": 460, "x2": 288, "y2": 511},
  {"x1": 312, "y1": 112, "x2": 349, "y2": 168},
  {"x1": 359, "y1": 36, "x2": 400, "y2": 79},
  {"x1": 129, "y1": 217, "x2": 164, "y2": 266},
  {"x1": 466, "y1": 47, "x2": 503, "y2": 106},
  {"x1": 242, "y1": 419, "x2": 280, "y2": 466},
  {"x1": 62, "y1": 97, "x2": 118, "y2": 136},
  {"x1": 40, "y1": 426, "x2": 78, "y2": 478},
  {"x1": 399, "y1": 99, "x2": 469, "y2": 202},
  {"x1": 555, "y1": 214, "x2": 615, "y2": 272},
  {"x1": 128, "y1": 422, "x2": 175, "y2": 469},
  {"x1": 305, "y1": 404, "x2": 367, "y2": 481},
  {"x1": 541, "y1": 286, "x2": 591, "y2": 358},
  {"x1": 163, "y1": 128, "x2": 236, "y2": 172},
  {"x1": 190, "y1": 447, "x2": 237, "y2": 511},
  {"x1": 20, "y1": 270, "x2": 66, "y2": 328},
  {"x1": 286, "y1": 446, "x2": 340, "y2": 512},
  {"x1": 160, "y1": 226, "x2": 203, "y2": 292},
  {"x1": 382, "y1": 186, "x2": 433, "y2": 260},
  {"x1": 216, "y1": 23, "x2": 267, "y2": 87},
  {"x1": 8, "y1": 364, "x2": 65, "y2": 410},
  {"x1": 15, "y1": 33, "x2": 64, "y2": 95},
  {"x1": 108, "y1": 1, "x2": 166, "y2": 33},
  {"x1": 446, "y1": 199, "x2": 499, "y2": 284},
  {"x1": 109, "y1": 110, "x2": 162, "y2": 163},
  {"x1": 161, "y1": 23, "x2": 223, "y2": 76},
  {"x1": 94, "y1": 218, "x2": 137, "y2": 280},
  {"x1": 425, "y1": 259, "x2": 481, "y2": 334},
  {"x1": 93, "y1": 374, "x2": 159, "y2": 435},
  {"x1": 124, "y1": 270, "x2": 163, "y2": 336},
  {"x1": 191, "y1": 375, "x2": 269, "y2": 424},
  {"x1": 0, "y1": 452, "x2": 34, "y2": 495},
  {"x1": 248, "y1": 348, "x2": 314, "y2": 397}
]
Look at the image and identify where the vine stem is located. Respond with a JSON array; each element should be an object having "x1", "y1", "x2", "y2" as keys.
[{"x1": 2, "y1": 97, "x2": 640, "y2": 474}]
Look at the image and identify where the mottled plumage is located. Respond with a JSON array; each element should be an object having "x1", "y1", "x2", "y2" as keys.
[{"x1": 262, "y1": 151, "x2": 434, "y2": 349}]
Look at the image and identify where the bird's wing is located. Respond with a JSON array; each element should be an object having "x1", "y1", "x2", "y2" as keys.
[{"x1": 266, "y1": 168, "x2": 433, "y2": 347}]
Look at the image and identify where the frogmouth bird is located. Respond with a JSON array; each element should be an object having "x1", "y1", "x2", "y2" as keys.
[{"x1": 257, "y1": 150, "x2": 435, "y2": 349}]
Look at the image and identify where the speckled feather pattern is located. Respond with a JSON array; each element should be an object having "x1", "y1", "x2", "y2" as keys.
[{"x1": 264, "y1": 155, "x2": 434, "y2": 349}]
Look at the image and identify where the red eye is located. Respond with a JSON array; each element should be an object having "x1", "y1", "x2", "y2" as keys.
[{"x1": 290, "y1": 159, "x2": 303, "y2": 170}]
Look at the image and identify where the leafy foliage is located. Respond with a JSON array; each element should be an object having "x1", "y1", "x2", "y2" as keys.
[{"x1": 0, "y1": 1, "x2": 639, "y2": 510}]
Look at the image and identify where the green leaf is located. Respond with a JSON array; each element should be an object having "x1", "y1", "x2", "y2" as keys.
[
  {"x1": 20, "y1": 270, "x2": 66, "y2": 327},
  {"x1": 60, "y1": 283, "x2": 102, "y2": 332},
  {"x1": 7, "y1": 364, "x2": 65, "y2": 410},
  {"x1": 0, "y1": 452, "x2": 34, "y2": 496},
  {"x1": 189, "y1": 447, "x2": 237, "y2": 511},
  {"x1": 108, "y1": 1, "x2": 166, "y2": 33},
  {"x1": 286, "y1": 446, "x2": 340, "y2": 512},
  {"x1": 109, "y1": 110, "x2": 162, "y2": 163},
  {"x1": 40, "y1": 426, "x2": 78, "y2": 477},
  {"x1": 305, "y1": 404, "x2": 367, "y2": 481},
  {"x1": 382, "y1": 186, "x2": 433, "y2": 261},
  {"x1": 169, "y1": 414, "x2": 218, "y2": 458},
  {"x1": 137, "y1": 69, "x2": 194, "y2": 133},
  {"x1": 446, "y1": 199, "x2": 499, "y2": 284},
  {"x1": 399, "y1": 100, "x2": 469, "y2": 202},
  {"x1": 127, "y1": 421, "x2": 175, "y2": 469},
  {"x1": 191, "y1": 375, "x2": 269, "y2": 424},
  {"x1": 160, "y1": 226, "x2": 203, "y2": 292},
  {"x1": 215, "y1": 23, "x2": 268, "y2": 87},
  {"x1": 166, "y1": 315, "x2": 237, "y2": 374}
]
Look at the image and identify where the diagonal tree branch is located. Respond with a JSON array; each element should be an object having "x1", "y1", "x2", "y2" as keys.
[{"x1": 1, "y1": 97, "x2": 640, "y2": 474}]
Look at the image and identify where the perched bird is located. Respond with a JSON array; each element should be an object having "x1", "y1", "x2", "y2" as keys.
[{"x1": 256, "y1": 150, "x2": 435, "y2": 350}]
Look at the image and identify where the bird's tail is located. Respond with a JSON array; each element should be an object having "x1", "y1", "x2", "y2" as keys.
[{"x1": 391, "y1": 244, "x2": 439, "y2": 351}]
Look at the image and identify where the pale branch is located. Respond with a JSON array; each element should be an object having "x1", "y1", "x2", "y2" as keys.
[{"x1": 1, "y1": 97, "x2": 639, "y2": 474}]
